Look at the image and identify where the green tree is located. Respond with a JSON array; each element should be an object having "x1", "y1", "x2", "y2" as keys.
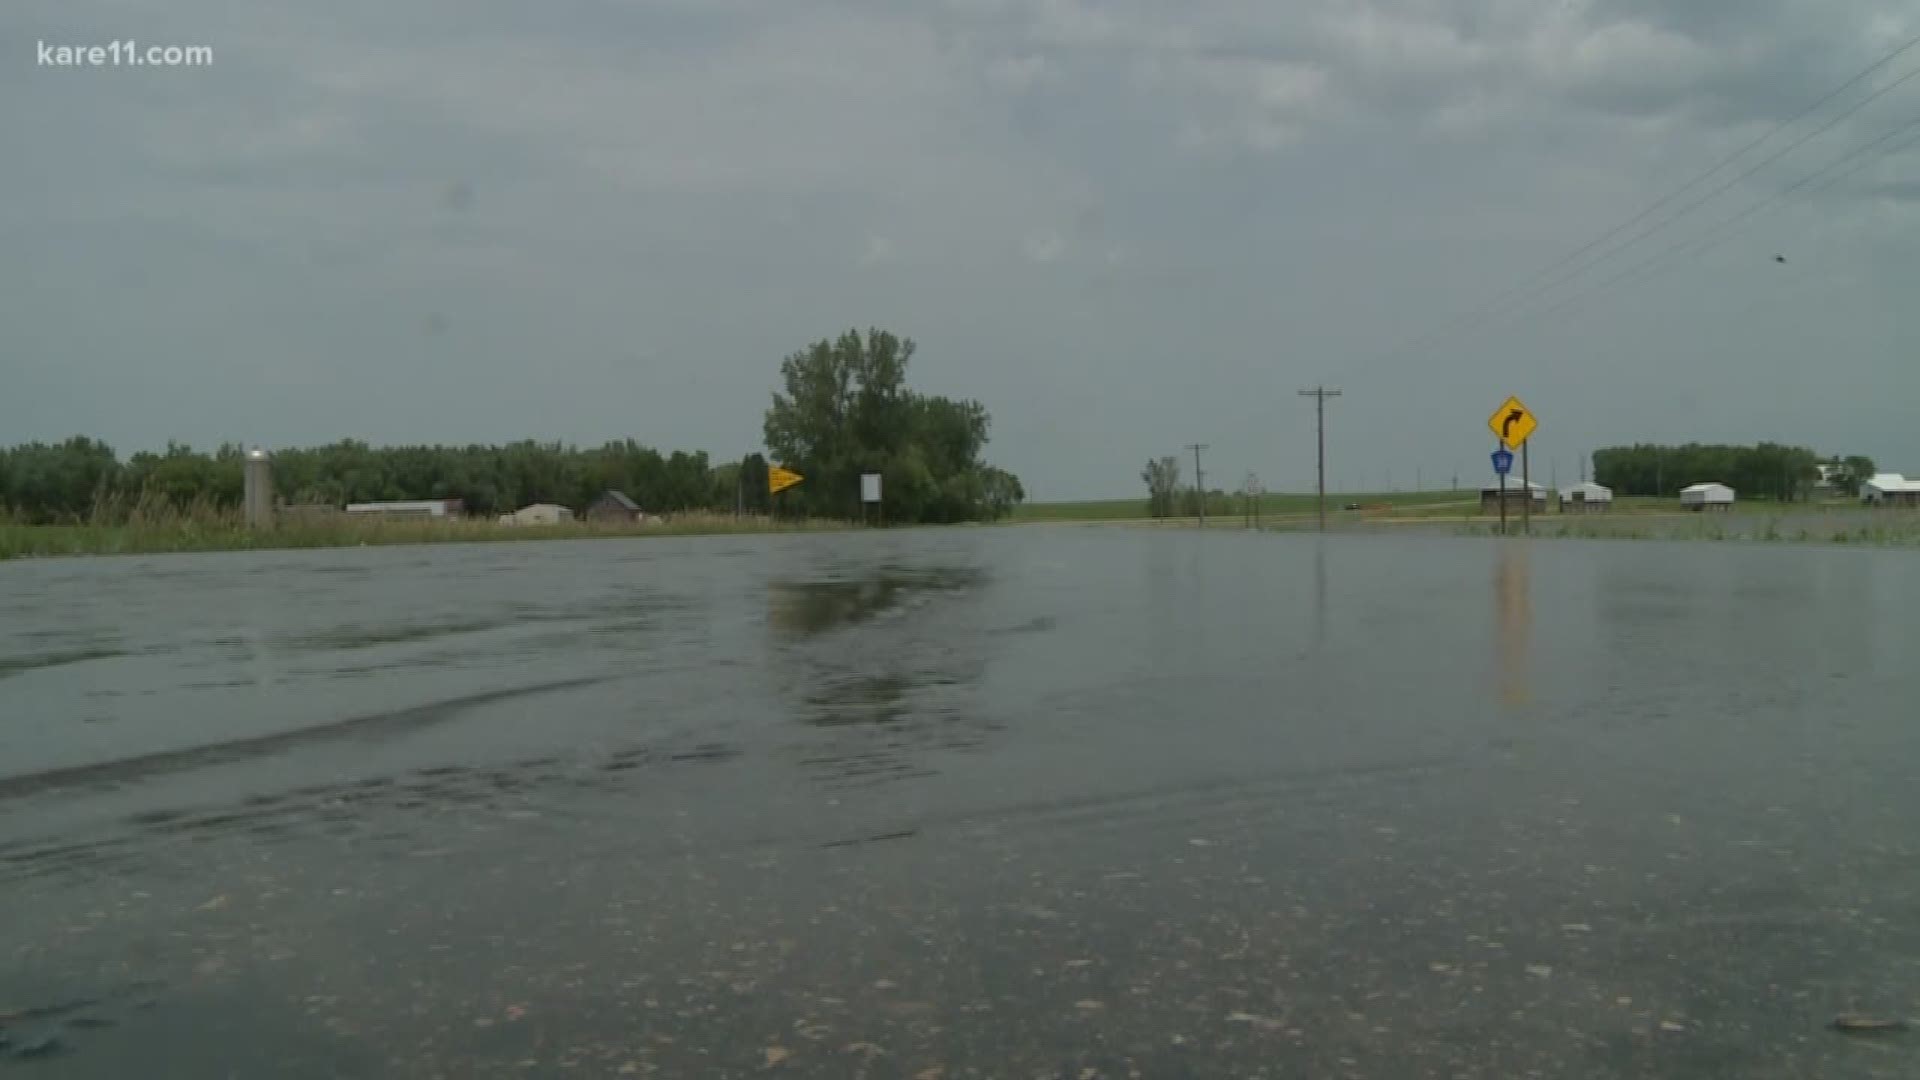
[
  {"x1": 762, "y1": 328, "x2": 1021, "y2": 523},
  {"x1": 981, "y1": 467, "x2": 1025, "y2": 521},
  {"x1": 2, "y1": 437, "x2": 121, "y2": 522},
  {"x1": 708, "y1": 461, "x2": 743, "y2": 512},
  {"x1": 1837, "y1": 454, "x2": 1877, "y2": 498},
  {"x1": 739, "y1": 453, "x2": 771, "y2": 515},
  {"x1": 1594, "y1": 441, "x2": 1827, "y2": 500},
  {"x1": 1141, "y1": 456, "x2": 1181, "y2": 518}
]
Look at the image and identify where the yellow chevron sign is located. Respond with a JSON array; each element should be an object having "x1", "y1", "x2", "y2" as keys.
[{"x1": 768, "y1": 465, "x2": 804, "y2": 495}]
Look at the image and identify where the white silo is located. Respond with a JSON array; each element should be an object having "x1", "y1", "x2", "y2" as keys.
[{"x1": 244, "y1": 447, "x2": 273, "y2": 528}]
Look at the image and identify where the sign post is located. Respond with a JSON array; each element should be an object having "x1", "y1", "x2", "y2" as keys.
[
  {"x1": 1487, "y1": 395, "x2": 1538, "y2": 537},
  {"x1": 769, "y1": 465, "x2": 804, "y2": 522},
  {"x1": 1521, "y1": 442, "x2": 1532, "y2": 535},
  {"x1": 860, "y1": 472, "x2": 882, "y2": 527},
  {"x1": 1492, "y1": 448, "x2": 1513, "y2": 536}
]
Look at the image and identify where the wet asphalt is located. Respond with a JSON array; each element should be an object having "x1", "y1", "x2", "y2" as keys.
[{"x1": 2, "y1": 527, "x2": 1919, "y2": 1078}]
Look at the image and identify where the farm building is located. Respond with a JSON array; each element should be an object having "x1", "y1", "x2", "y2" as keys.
[
  {"x1": 584, "y1": 490, "x2": 644, "y2": 523},
  {"x1": 498, "y1": 503, "x2": 575, "y2": 526},
  {"x1": 1679, "y1": 482, "x2": 1735, "y2": 511},
  {"x1": 344, "y1": 499, "x2": 463, "y2": 519},
  {"x1": 1479, "y1": 479, "x2": 1547, "y2": 515},
  {"x1": 1558, "y1": 481, "x2": 1613, "y2": 512},
  {"x1": 1862, "y1": 473, "x2": 1920, "y2": 507}
]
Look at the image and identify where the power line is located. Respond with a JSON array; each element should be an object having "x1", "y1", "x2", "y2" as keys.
[
  {"x1": 1512, "y1": 60, "x2": 1920, "y2": 317},
  {"x1": 1580, "y1": 120, "x2": 1907, "y2": 338},
  {"x1": 1613, "y1": 111, "x2": 1920, "y2": 288},
  {"x1": 1792, "y1": 113, "x2": 1920, "y2": 203},
  {"x1": 1355, "y1": 28, "x2": 1920, "y2": 370},
  {"x1": 1522, "y1": 100, "x2": 1920, "y2": 327},
  {"x1": 1482, "y1": 52, "x2": 1920, "y2": 323}
]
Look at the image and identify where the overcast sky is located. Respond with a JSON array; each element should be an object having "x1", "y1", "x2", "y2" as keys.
[{"x1": 6, "y1": 0, "x2": 1919, "y2": 498}]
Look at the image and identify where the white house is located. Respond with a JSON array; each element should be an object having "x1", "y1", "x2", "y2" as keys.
[
  {"x1": 498, "y1": 503, "x2": 575, "y2": 526},
  {"x1": 1559, "y1": 481, "x2": 1613, "y2": 512},
  {"x1": 1679, "y1": 482, "x2": 1735, "y2": 511},
  {"x1": 1862, "y1": 473, "x2": 1920, "y2": 507}
]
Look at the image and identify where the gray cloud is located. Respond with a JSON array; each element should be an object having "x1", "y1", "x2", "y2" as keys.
[{"x1": 5, "y1": 0, "x2": 1920, "y2": 497}]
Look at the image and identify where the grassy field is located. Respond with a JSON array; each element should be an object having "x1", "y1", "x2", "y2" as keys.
[
  {"x1": 1453, "y1": 508, "x2": 1920, "y2": 545},
  {"x1": 0, "y1": 509, "x2": 854, "y2": 561},
  {"x1": 10, "y1": 492, "x2": 1910, "y2": 560},
  {"x1": 1011, "y1": 490, "x2": 1472, "y2": 523},
  {"x1": 1011, "y1": 490, "x2": 1920, "y2": 546}
]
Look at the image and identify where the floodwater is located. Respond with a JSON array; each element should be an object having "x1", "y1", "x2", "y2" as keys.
[{"x1": 2, "y1": 527, "x2": 1919, "y2": 1078}]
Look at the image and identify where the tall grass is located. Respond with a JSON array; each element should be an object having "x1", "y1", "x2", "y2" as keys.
[
  {"x1": 1012, "y1": 489, "x2": 1471, "y2": 523},
  {"x1": 0, "y1": 493, "x2": 856, "y2": 561},
  {"x1": 1449, "y1": 509, "x2": 1920, "y2": 547}
]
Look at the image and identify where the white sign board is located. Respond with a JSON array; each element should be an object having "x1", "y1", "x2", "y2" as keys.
[{"x1": 860, "y1": 473, "x2": 882, "y2": 504}]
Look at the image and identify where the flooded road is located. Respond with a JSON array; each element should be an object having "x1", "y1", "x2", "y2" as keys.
[{"x1": 3, "y1": 528, "x2": 1919, "y2": 1078}]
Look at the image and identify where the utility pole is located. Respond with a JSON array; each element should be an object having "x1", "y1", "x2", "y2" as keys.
[
  {"x1": 1186, "y1": 442, "x2": 1209, "y2": 528},
  {"x1": 1297, "y1": 387, "x2": 1342, "y2": 530}
]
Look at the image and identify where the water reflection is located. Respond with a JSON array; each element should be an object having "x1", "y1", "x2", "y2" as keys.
[
  {"x1": 766, "y1": 566, "x2": 986, "y2": 638},
  {"x1": 1816, "y1": 553, "x2": 1876, "y2": 677},
  {"x1": 1313, "y1": 539, "x2": 1329, "y2": 650},
  {"x1": 1494, "y1": 542, "x2": 1532, "y2": 708},
  {"x1": 765, "y1": 564, "x2": 1005, "y2": 789}
]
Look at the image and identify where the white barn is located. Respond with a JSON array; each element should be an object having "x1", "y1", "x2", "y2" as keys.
[
  {"x1": 1679, "y1": 482, "x2": 1735, "y2": 511},
  {"x1": 1559, "y1": 481, "x2": 1613, "y2": 512},
  {"x1": 1862, "y1": 473, "x2": 1920, "y2": 507},
  {"x1": 498, "y1": 503, "x2": 575, "y2": 526}
]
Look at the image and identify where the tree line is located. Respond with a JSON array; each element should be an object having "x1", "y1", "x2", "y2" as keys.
[
  {"x1": 0, "y1": 436, "x2": 775, "y2": 523},
  {"x1": 1591, "y1": 443, "x2": 1875, "y2": 501},
  {"x1": 1, "y1": 328, "x2": 1025, "y2": 526},
  {"x1": 1139, "y1": 455, "x2": 1237, "y2": 518}
]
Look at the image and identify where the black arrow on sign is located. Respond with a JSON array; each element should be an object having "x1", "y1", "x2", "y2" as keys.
[{"x1": 1501, "y1": 408, "x2": 1524, "y2": 440}]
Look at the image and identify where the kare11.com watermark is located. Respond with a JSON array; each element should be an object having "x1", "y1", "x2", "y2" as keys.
[{"x1": 38, "y1": 39, "x2": 214, "y2": 68}]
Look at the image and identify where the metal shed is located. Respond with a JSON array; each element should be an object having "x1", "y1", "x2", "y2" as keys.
[
  {"x1": 498, "y1": 503, "x2": 575, "y2": 526},
  {"x1": 1679, "y1": 482, "x2": 1735, "y2": 511},
  {"x1": 1862, "y1": 473, "x2": 1920, "y2": 507},
  {"x1": 344, "y1": 499, "x2": 463, "y2": 519},
  {"x1": 1559, "y1": 481, "x2": 1613, "y2": 512},
  {"x1": 1479, "y1": 479, "x2": 1547, "y2": 515}
]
